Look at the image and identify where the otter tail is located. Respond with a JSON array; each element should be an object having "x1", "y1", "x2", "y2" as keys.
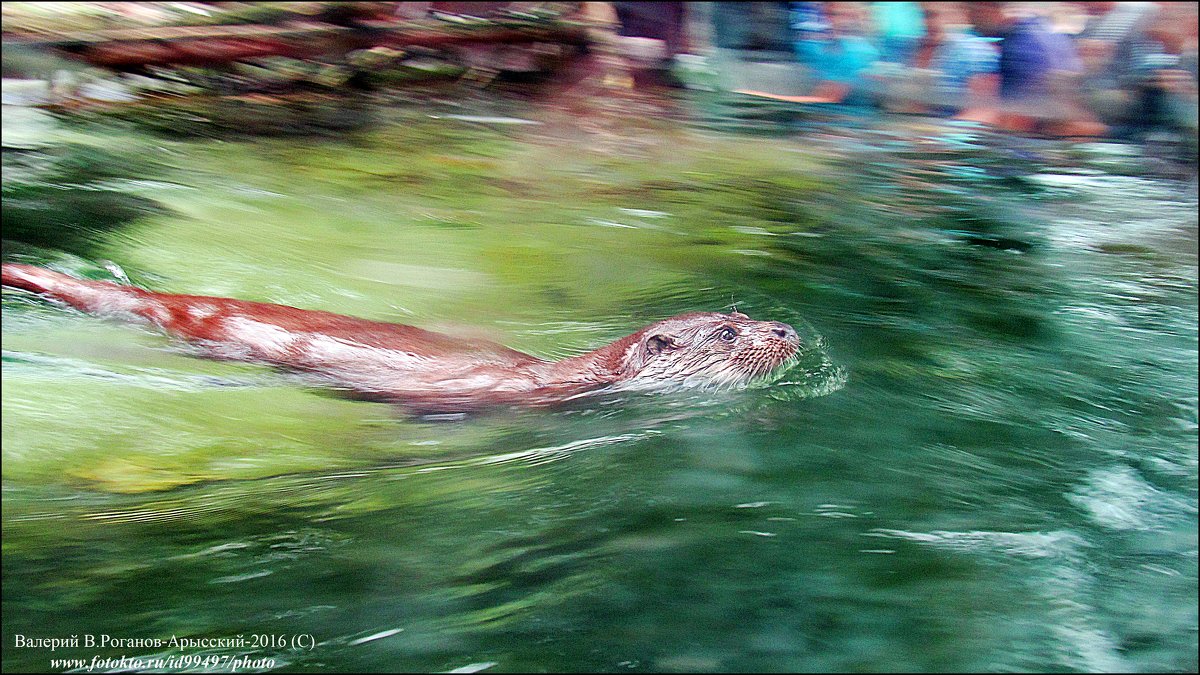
[
  {"x1": 2, "y1": 263, "x2": 166, "y2": 323},
  {"x1": 3, "y1": 264, "x2": 77, "y2": 296}
]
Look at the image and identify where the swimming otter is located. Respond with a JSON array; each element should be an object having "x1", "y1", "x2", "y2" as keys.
[{"x1": 2, "y1": 264, "x2": 800, "y2": 413}]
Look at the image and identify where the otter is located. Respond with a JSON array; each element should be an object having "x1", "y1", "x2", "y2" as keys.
[{"x1": 2, "y1": 264, "x2": 800, "y2": 413}]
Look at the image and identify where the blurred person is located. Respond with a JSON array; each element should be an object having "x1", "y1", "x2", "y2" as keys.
[
  {"x1": 967, "y1": 2, "x2": 1079, "y2": 100},
  {"x1": 709, "y1": 3, "x2": 810, "y2": 97},
  {"x1": 870, "y1": 1, "x2": 927, "y2": 65},
  {"x1": 1125, "y1": 2, "x2": 1198, "y2": 138},
  {"x1": 926, "y1": 2, "x2": 1002, "y2": 114},
  {"x1": 1074, "y1": 1, "x2": 1159, "y2": 131},
  {"x1": 1076, "y1": 1, "x2": 1157, "y2": 44},
  {"x1": 737, "y1": 1, "x2": 881, "y2": 106},
  {"x1": 1076, "y1": 1, "x2": 1156, "y2": 43},
  {"x1": 961, "y1": 1, "x2": 1105, "y2": 136},
  {"x1": 789, "y1": 1, "x2": 831, "y2": 43},
  {"x1": 710, "y1": 2, "x2": 796, "y2": 53},
  {"x1": 612, "y1": 2, "x2": 688, "y2": 88},
  {"x1": 1044, "y1": 1, "x2": 1089, "y2": 35},
  {"x1": 876, "y1": 2, "x2": 1000, "y2": 115}
]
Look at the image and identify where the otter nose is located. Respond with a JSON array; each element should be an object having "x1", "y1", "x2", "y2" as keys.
[{"x1": 771, "y1": 322, "x2": 799, "y2": 344}]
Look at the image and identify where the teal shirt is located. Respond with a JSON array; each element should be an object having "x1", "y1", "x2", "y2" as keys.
[
  {"x1": 796, "y1": 35, "x2": 881, "y2": 104},
  {"x1": 871, "y1": 1, "x2": 925, "y2": 39}
]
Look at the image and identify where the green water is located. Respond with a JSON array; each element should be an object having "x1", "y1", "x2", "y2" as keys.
[{"x1": 2, "y1": 92, "x2": 1197, "y2": 673}]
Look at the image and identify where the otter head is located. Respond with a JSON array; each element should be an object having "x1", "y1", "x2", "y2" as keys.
[{"x1": 618, "y1": 311, "x2": 801, "y2": 390}]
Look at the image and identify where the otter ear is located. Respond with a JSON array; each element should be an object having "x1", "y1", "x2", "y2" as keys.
[{"x1": 645, "y1": 334, "x2": 678, "y2": 355}]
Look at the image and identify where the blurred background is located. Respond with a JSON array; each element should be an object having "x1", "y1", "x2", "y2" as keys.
[{"x1": 2, "y1": 3, "x2": 1197, "y2": 674}]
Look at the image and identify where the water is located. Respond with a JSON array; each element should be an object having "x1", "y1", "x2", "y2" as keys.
[{"x1": 2, "y1": 87, "x2": 1196, "y2": 673}]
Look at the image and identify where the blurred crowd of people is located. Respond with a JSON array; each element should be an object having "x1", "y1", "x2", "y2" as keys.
[
  {"x1": 610, "y1": 1, "x2": 1198, "y2": 140},
  {"x1": 6, "y1": 1, "x2": 1195, "y2": 143}
]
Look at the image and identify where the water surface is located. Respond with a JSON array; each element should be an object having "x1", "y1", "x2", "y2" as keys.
[{"x1": 2, "y1": 89, "x2": 1196, "y2": 673}]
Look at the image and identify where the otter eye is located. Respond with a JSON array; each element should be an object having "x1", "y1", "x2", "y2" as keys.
[{"x1": 718, "y1": 327, "x2": 738, "y2": 341}]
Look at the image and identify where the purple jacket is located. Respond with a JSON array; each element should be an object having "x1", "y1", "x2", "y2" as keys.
[{"x1": 999, "y1": 17, "x2": 1082, "y2": 99}]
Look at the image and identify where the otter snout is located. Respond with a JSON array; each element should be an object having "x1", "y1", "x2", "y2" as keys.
[{"x1": 770, "y1": 321, "x2": 800, "y2": 346}]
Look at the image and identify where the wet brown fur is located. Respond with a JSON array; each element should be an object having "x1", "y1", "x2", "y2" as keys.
[{"x1": 3, "y1": 264, "x2": 800, "y2": 413}]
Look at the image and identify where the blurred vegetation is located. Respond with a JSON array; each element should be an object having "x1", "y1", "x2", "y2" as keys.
[
  {"x1": 3, "y1": 3, "x2": 342, "y2": 34},
  {"x1": 51, "y1": 93, "x2": 378, "y2": 138},
  {"x1": 1, "y1": 2, "x2": 574, "y2": 33},
  {"x1": 2, "y1": 142, "x2": 169, "y2": 257}
]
